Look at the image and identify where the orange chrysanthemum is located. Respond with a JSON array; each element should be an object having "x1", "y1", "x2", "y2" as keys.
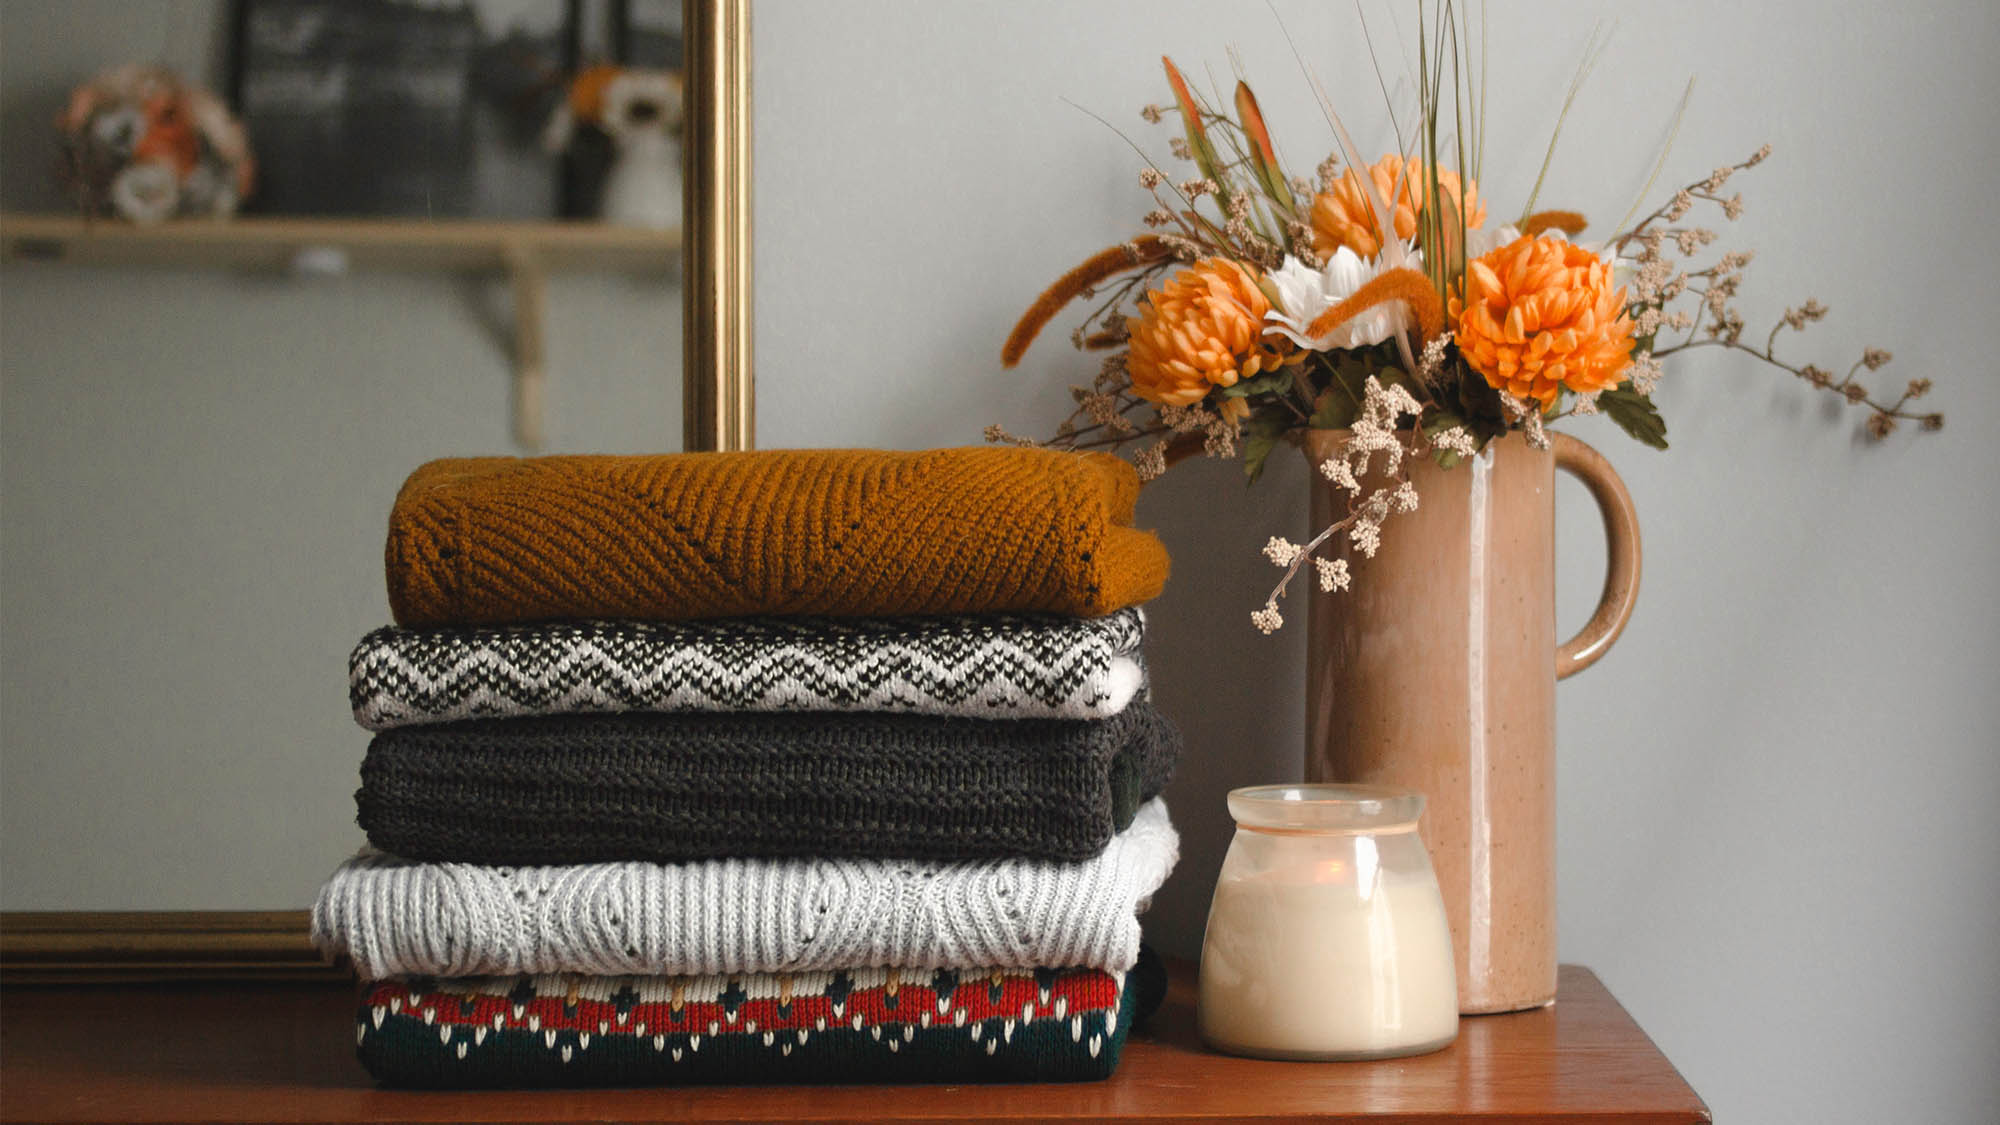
[
  {"x1": 1450, "y1": 235, "x2": 1636, "y2": 406},
  {"x1": 1125, "y1": 258, "x2": 1291, "y2": 406},
  {"x1": 1311, "y1": 154, "x2": 1487, "y2": 260}
]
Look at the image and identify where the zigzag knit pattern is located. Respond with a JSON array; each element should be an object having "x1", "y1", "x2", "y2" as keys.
[
  {"x1": 349, "y1": 610, "x2": 1147, "y2": 730},
  {"x1": 313, "y1": 799, "x2": 1178, "y2": 980},
  {"x1": 385, "y1": 447, "x2": 1170, "y2": 626},
  {"x1": 354, "y1": 703, "x2": 1180, "y2": 865},
  {"x1": 352, "y1": 949, "x2": 1167, "y2": 1087}
]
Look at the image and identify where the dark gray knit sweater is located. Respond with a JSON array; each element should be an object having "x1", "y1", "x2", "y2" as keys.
[{"x1": 356, "y1": 703, "x2": 1180, "y2": 864}]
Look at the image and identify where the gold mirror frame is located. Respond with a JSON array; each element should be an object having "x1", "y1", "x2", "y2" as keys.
[
  {"x1": 0, "y1": 0, "x2": 754, "y2": 983},
  {"x1": 684, "y1": 0, "x2": 754, "y2": 454}
]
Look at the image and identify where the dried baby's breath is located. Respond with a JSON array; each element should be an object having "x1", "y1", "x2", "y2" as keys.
[{"x1": 993, "y1": 46, "x2": 1941, "y2": 639}]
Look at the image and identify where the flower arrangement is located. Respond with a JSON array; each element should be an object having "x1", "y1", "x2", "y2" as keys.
[
  {"x1": 57, "y1": 65, "x2": 253, "y2": 224},
  {"x1": 993, "y1": 8, "x2": 1942, "y2": 632}
]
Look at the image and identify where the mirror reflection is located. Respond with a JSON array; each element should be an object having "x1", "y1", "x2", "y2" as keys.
[{"x1": 0, "y1": 0, "x2": 685, "y2": 911}]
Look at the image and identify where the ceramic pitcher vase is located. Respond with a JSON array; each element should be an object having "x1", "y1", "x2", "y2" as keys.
[{"x1": 1303, "y1": 429, "x2": 1641, "y2": 1014}]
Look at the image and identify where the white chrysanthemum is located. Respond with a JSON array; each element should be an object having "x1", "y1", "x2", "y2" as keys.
[
  {"x1": 1464, "y1": 223, "x2": 1523, "y2": 259},
  {"x1": 1263, "y1": 244, "x2": 1417, "y2": 351}
]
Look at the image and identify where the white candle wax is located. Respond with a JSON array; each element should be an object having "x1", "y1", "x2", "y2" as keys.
[{"x1": 1199, "y1": 844, "x2": 1458, "y2": 1060}]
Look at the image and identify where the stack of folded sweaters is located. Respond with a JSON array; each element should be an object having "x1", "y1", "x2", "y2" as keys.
[{"x1": 311, "y1": 446, "x2": 1183, "y2": 1087}]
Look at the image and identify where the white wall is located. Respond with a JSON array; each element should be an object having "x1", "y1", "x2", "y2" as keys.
[{"x1": 754, "y1": 2, "x2": 2000, "y2": 1122}]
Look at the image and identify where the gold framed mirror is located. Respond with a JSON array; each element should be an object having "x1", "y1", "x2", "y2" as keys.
[{"x1": 0, "y1": 0, "x2": 752, "y2": 982}]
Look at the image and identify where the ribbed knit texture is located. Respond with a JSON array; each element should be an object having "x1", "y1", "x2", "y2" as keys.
[
  {"x1": 385, "y1": 447, "x2": 1170, "y2": 627},
  {"x1": 355, "y1": 703, "x2": 1180, "y2": 865},
  {"x1": 352, "y1": 948, "x2": 1167, "y2": 1087},
  {"x1": 313, "y1": 799, "x2": 1178, "y2": 980},
  {"x1": 349, "y1": 609, "x2": 1147, "y2": 730}
]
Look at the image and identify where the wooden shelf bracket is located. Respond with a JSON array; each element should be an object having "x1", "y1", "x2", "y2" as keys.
[
  {"x1": 503, "y1": 242, "x2": 548, "y2": 450},
  {"x1": 0, "y1": 214, "x2": 682, "y2": 452}
]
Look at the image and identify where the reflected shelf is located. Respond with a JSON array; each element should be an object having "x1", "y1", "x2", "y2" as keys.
[
  {"x1": 0, "y1": 213, "x2": 679, "y2": 272},
  {"x1": 0, "y1": 213, "x2": 683, "y2": 449}
]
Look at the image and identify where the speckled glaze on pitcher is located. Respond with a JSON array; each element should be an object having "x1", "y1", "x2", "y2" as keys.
[{"x1": 1304, "y1": 429, "x2": 1640, "y2": 1014}]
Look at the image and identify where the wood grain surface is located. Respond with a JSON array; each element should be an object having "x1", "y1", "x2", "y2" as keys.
[{"x1": 0, "y1": 963, "x2": 1708, "y2": 1123}]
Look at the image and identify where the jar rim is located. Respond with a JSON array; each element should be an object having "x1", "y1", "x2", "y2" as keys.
[{"x1": 1226, "y1": 784, "x2": 1425, "y2": 833}]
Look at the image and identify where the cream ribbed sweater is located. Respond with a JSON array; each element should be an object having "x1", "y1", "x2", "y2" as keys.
[{"x1": 313, "y1": 800, "x2": 1177, "y2": 981}]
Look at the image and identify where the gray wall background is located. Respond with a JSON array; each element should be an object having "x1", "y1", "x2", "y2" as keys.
[
  {"x1": 3, "y1": 2, "x2": 1997, "y2": 1123},
  {"x1": 752, "y1": 2, "x2": 1999, "y2": 1123}
]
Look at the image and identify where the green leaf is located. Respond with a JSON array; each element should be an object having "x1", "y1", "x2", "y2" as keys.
[
  {"x1": 1309, "y1": 392, "x2": 1359, "y2": 431},
  {"x1": 1599, "y1": 383, "x2": 1668, "y2": 450},
  {"x1": 1305, "y1": 345, "x2": 1429, "y2": 432},
  {"x1": 1315, "y1": 354, "x2": 1373, "y2": 423},
  {"x1": 1241, "y1": 407, "x2": 1293, "y2": 485},
  {"x1": 1220, "y1": 369, "x2": 1294, "y2": 399},
  {"x1": 1374, "y1": 364, "x2": 1419, "y2": 404},
  {"x1": 1422, "y1": 408, "x2": 1466, "y2": 437}
]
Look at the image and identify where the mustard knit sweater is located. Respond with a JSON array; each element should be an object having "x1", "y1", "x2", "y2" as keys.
[{"x1": 386, "y1": 447, "x2": 1169, "y2": 626}]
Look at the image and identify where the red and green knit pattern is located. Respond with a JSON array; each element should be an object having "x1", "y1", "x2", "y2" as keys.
[{"x1": 356, "y1": 952, "x2": 1165, "y2": 1087}]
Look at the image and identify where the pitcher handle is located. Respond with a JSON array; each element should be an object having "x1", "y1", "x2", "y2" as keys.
[{"x1": 1552, "y1": 432, "x2": 1642, "y2": 680}]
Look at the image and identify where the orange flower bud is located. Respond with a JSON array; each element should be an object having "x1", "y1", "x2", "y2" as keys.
[{"x1": 1311, "y1": 154, "x2": 1486, "y2": 260}]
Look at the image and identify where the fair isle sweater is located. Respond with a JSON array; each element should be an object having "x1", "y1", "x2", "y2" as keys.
[
  {"x1": 349, "y1": 611, "x2": 1148, "y2": 730},
  {"x1": 352, "y1": 949, "x2": 1168, "y2": 1087}
]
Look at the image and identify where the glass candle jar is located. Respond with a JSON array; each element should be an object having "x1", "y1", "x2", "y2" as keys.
[{"x1": 1198, "y1": 784, "x2": 1458, "y2": 1060}]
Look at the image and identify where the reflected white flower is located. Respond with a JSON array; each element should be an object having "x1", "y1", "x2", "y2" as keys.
[
  {"x1": 108, "y1": 161, "x2": 178, "y2": 225},
  {"x1": 1263, "y1": 244, "x2": 1418, "y2": 351}
]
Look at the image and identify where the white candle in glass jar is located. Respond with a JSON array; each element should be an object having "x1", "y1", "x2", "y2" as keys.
[{"x1": 1199, "y1": 785, "x2": 1458, "y2": 1060}]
